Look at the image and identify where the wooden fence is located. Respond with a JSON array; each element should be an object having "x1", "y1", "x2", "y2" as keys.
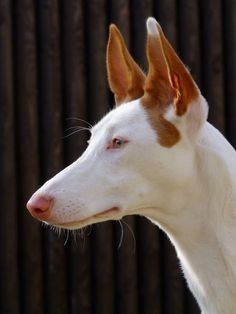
[{"x1": 0, "y1": 0, "x2": 235, "y2": 313}]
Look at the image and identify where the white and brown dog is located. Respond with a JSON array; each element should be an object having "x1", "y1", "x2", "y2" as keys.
[{"x1": 27, "y1": 18, "x2": 236, "y2": 314}]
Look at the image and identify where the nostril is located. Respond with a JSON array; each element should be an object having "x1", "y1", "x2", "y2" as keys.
[
  {"x1": 26, "y1": 195, "x2": 53, "y2": 221},
  {"x1": 34, "y1": 207, "x2": 46, "y2": 215}
]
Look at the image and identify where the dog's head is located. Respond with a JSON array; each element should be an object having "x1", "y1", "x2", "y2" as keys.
[{"x1": 27, "y1": 18, "x2": 208, "y2": 229}]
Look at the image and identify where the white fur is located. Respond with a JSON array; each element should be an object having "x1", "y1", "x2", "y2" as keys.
[
  {"x1": 165, "y1": 94, "x2": 209, "y2": 142},
  {"x1": 147, "y1": 17, "x2": 159, "y2": 37},
  {"x1": 27, "y1": 20, "x2": 236, "y2": 314}
]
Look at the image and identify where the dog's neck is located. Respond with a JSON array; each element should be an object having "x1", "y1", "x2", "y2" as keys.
[{"x1": 144, "y1": 122, "x2": 236, "y2": 314}]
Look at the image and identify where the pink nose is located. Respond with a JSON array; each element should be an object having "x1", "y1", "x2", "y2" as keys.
[{"x1": 26, "y1": 195, "x2": 53, "y2": 221}]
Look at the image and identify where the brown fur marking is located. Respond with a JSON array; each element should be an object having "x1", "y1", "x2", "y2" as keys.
[
  {"x1": 156, "y1": 23, "x2": 199, "y2": 116},
  {"x1": 142, "y1": 95, "x2": 181, "y2": 148},
  {"x1": 140, "y1": 21, "x2": 200, "y2": 147}
]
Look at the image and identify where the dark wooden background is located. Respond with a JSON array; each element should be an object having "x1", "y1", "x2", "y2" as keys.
[{"x1": 0, "y1": 0, "x2": 235, "y2": 313}]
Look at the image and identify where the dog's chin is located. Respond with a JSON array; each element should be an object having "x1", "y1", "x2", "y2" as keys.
[{"x1": 45, "y1": 207, "x2": 122, "y2": 230}]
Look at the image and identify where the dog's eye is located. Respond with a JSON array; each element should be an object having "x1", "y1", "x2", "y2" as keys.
[
  {"x1": 107, "y1": 137, "x2": 128, "y2": 149},
  {"x1": 113, "y1": 138, "x2": 123, "y2": 147}
]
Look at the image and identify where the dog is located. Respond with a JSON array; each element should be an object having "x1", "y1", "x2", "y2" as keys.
[{"x1": 27, "y1": 17, "x2": 236, "y2": 314}]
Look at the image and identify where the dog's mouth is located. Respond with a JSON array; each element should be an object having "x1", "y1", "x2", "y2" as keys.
[{"x1": 50, "y1": 207, "x2": 122, "y2": 230}]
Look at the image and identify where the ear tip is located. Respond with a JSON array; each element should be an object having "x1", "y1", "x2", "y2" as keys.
[
  {"x1": 146, "y1": 17, "x2": 161, "y2": 37},
  {"x1": 109, "y1": 24, "x2": 119, "y2": 34},
  {"x1": 109, "y1": 24, "x2": 123, "y2": 42},
  {"x1": 109, "y1": 24, "x2": 116, "y2": 30}
]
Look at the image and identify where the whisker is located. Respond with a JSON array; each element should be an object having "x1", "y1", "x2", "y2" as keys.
[
  {"x1": 41, "y1": 221, "x2": 48, "y2": 229},
  {"x1": 62, "y1": 128, "x2": 90, "y2": 139},
  {"x1": 85, "y1": 225, "x2": 92, "y2": 236},
  {"x1": 64, "y1": 229, "x2": 70, "y2": 246},
  {"x1": 56, "y1": 227, "x2": 61, "y2": 238},
  {"x1": 117, "y1": 220, "x2": 124, "y2": 249},
  {"x1": 65, "y1": 117, "x2": 93, "y2": 128},
  {"x1": 65, "y1": 126, "x2": 91, "y2": 132},
  {"x1": 72, "y1": 230, "x2": 78, "y2": 245},
  {"x1": 121, "y1": 218, "x2": 136, "y2": 253}
]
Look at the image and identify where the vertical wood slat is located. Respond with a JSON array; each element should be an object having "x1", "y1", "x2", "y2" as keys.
[
  {"x1": 107, "y1": 0, "x2": 130, "y2": 108},
  {"x1": 178, "y1": 0, "x2": 202, "y2": 88},
  {"x1": 0, "y1": 1, "x2": 19, "y2": 313},
  {"x1": 130, "y1": 0, "x2": 153, "y2": 66},
  {"x1": 199, "y1": 0, "x2": 225, "y2": 133},
  {"x1": 37, "y1": 1, "x2": 68, "y2": 313},
  {"x1": 61, "y1": 0, "x2": 88, "y2": 161},
  {"x1": 67, "y1": 239, "x2": 92, "y2": 314},
  {"x1": 91, "y1": 222, "x2": 115, "y2": 314},
  {"x1": 154, "y1": 0, "x2": 178, "y2": 49},
  {"x1": 115, "y1": 216, "x2": 139, "y2": 314},
  {"x1": 13, "y1": 1, "x2": 44, "y2": 314},
  {"x1": 137, "y1": 218, "x2": 162, "y2": 314},
  {"x1": 108, "y1": 0, "x2": 130, "y2": 40},
  {"x1": 85, "y1": 0, "x2": 109, "y2": 122},
  {"x1": 61, "y1": 1, "x2": 92, "y2": 314},
  {"x1": 108, "y1": 0, "x2": 130, "y2": 109},
  {"x1": 222, "y1": 0, "x2": 236, "y2": 148},
  {"x1": 160, "y1": 233, "x2": 185, "y2": 314}
]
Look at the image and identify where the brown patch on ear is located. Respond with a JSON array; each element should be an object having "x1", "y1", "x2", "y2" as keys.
[
  {"x1": 142, "y1": 22, "x2": 181, "y2": 147},
  {"x1": 155, "y1": 22, "x2": 199, "y2": 116},
  {"x1": 141, "y1": 18, "x2": 200, "y2": 147},
  {"x1": 142, "y1": 96, "x2": 181, "y2": 147},
  {"x1": 106, "y1": 25, "x2": 146, "y2": 106}
]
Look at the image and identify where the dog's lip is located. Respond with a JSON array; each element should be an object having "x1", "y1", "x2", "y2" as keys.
[
  {"x1": 50, "y1": 207, "x2": 121, "y2": 229},
  {"x1": 94, "y1": 207, "x2": 120, "y2": 218}
]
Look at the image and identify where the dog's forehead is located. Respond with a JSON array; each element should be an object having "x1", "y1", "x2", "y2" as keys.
[{"x1": 91, "y1": 100, "x2": 152, "y2": 137}]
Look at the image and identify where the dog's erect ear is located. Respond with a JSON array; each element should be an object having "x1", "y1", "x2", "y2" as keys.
[
  {"x1": 106, "y1": 25, "x2": 146, "y2": 106},
  {"x1": 144, "y1": 18, "x2": 199, "y2": 115}
]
